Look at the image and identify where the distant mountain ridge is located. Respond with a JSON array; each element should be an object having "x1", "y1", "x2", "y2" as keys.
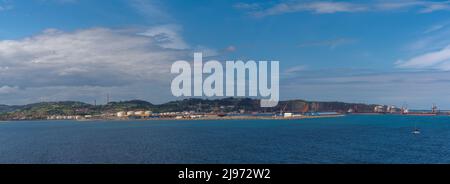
[
  {"x1": 0, "y1": 104, "x2": 22, "y2": 113},
  {"x1": 0, "y1": 98, "x2": 378, "y2": 120}
]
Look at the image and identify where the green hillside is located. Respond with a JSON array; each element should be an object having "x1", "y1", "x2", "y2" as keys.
[{"x1": 0, "y1": 98, "x2": 377, "y2": 120}]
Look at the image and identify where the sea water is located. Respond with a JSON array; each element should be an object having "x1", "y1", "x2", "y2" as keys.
[{"x1": 0, "y1": 115, "x2": 449, "y2": 164}]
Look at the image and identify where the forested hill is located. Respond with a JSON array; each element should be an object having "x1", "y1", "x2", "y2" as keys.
[{"x1": 0, "y1": 98, "x2": 378, "y2": 120}]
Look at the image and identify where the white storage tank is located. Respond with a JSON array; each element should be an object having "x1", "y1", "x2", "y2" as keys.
[
  {"x1": 284, "y1": 113, "x2": 293, "y2": 118},
  {"x1": 117, "y1": 111, "x2": 126, "y2": 117}
]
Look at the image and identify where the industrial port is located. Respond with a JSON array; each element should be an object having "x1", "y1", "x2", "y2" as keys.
[
  {"x1": 2, "y1": 97, "x2": 448, "y2": 121},
  {"x1": 43, "y1": 102, "x2": 446, "y2": 121}
]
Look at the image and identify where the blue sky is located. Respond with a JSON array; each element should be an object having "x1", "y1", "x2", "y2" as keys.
[{"x1": 1, "y1": 0, "x2": 450, "y2": 109}]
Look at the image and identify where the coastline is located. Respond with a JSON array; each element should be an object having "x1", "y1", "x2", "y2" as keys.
[
  {"x1": 3, "y1": 112, "x2": 449, "y2": 122},
  {"x1": 135, "y1": 114, "x2": 347, "y2": 121},
  {"x1": 0, "y1": 114, "x2": 346, "y2": 122}
]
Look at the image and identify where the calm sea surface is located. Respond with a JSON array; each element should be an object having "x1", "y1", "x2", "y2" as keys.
[{"x1": 1, "y1": 115, "x2": 450, "y2": 164}]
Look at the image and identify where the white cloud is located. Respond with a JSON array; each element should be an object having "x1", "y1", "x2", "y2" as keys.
[
  {"x1": 129, "y1": 0, "x2": 172, "y2": 22},
  {"x1": 139, "y1": 24, "x2": 189, "y2": 50},
  {"x1": 225, "y1": 45, "x2": 236, "y2": 52},
  {"x1": 0, "y1": 85, "x2": 18, "y2": 94},
  {"x1": 0, "y1": 26, "x2": 224, "y2": 104},
  {"x1": 282, "y1": 65, "x2": 308, "y2": 78},
  {"x1": 396, "y1": 45, "x2": 450, "y2": 70},
  {"x1": 0, "y1": 27, "x2": 197, "y2": 103},
  {"x1": 398, "y1": 18, "x2": 450, "y2": 71},
  {"x1": 237, "y1": 0, "x2": 450, "y2": 17},
  {"x1": 424, "y1": 23, "x2": 448, "y2": 34},
  {"x1": 405, "y1": 22, "x2": 450, "y2": 53},
  {"x1": 298, "y1": 38, "x2": 356, "y2": 49},
  {"x1": 285, "y1": 65, "x2": 307, "y2": 73},
  {"x1": 194, "y1": 46, "x2": 219, "y2": 58},
  {"x1": 378, "y1": 0, "x2": 450, "y2": 13},
  {"x1": 252, "y1": 1, "x2": 367, "y2": 17},
  {"x1": 233, "y1": 2, "x2": 260, "y2": 10},
  {"x1": 419, "y1": 2, "x2": 450, "y2": 13},
  {"x1": 305, "y1": 2, "x2": 367, "y2": 14},
  {"x1": 375, "y1": 0, "x2": 424, "y2": 10}
]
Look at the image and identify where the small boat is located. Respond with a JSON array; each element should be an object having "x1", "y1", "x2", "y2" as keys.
[{"x1": 412, "y1": 122, "x2": 420, "y2": 134}]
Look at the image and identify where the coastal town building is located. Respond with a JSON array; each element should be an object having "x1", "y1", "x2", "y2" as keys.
[
  {"x1": 374, "y1": 106, "x2": 385, "y2": 113},
  {"x1": 284, "y1": 113, "x2": 293, "y2": 118}
]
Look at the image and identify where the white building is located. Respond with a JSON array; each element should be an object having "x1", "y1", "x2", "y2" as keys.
[
  {"x1": 284, "y1": 113, "x2": 293, "y2": 118},
  {"x1": 117, "y1": 111, "x2": 126, "y2": 117},
  {"x1": 387, "y1": 105, "x2": 397, "y2": 113},
  {"x1": 374, "y1": 106, "x2": 385, "y2": 113}
]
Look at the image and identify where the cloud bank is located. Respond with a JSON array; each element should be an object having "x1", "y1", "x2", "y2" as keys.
[
  {"x1": 236, "y1": 0, "x2": 450, "y2": 17},
  {"x1": 0, "y1": 26, "x2": 194, "y2": 104}
]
